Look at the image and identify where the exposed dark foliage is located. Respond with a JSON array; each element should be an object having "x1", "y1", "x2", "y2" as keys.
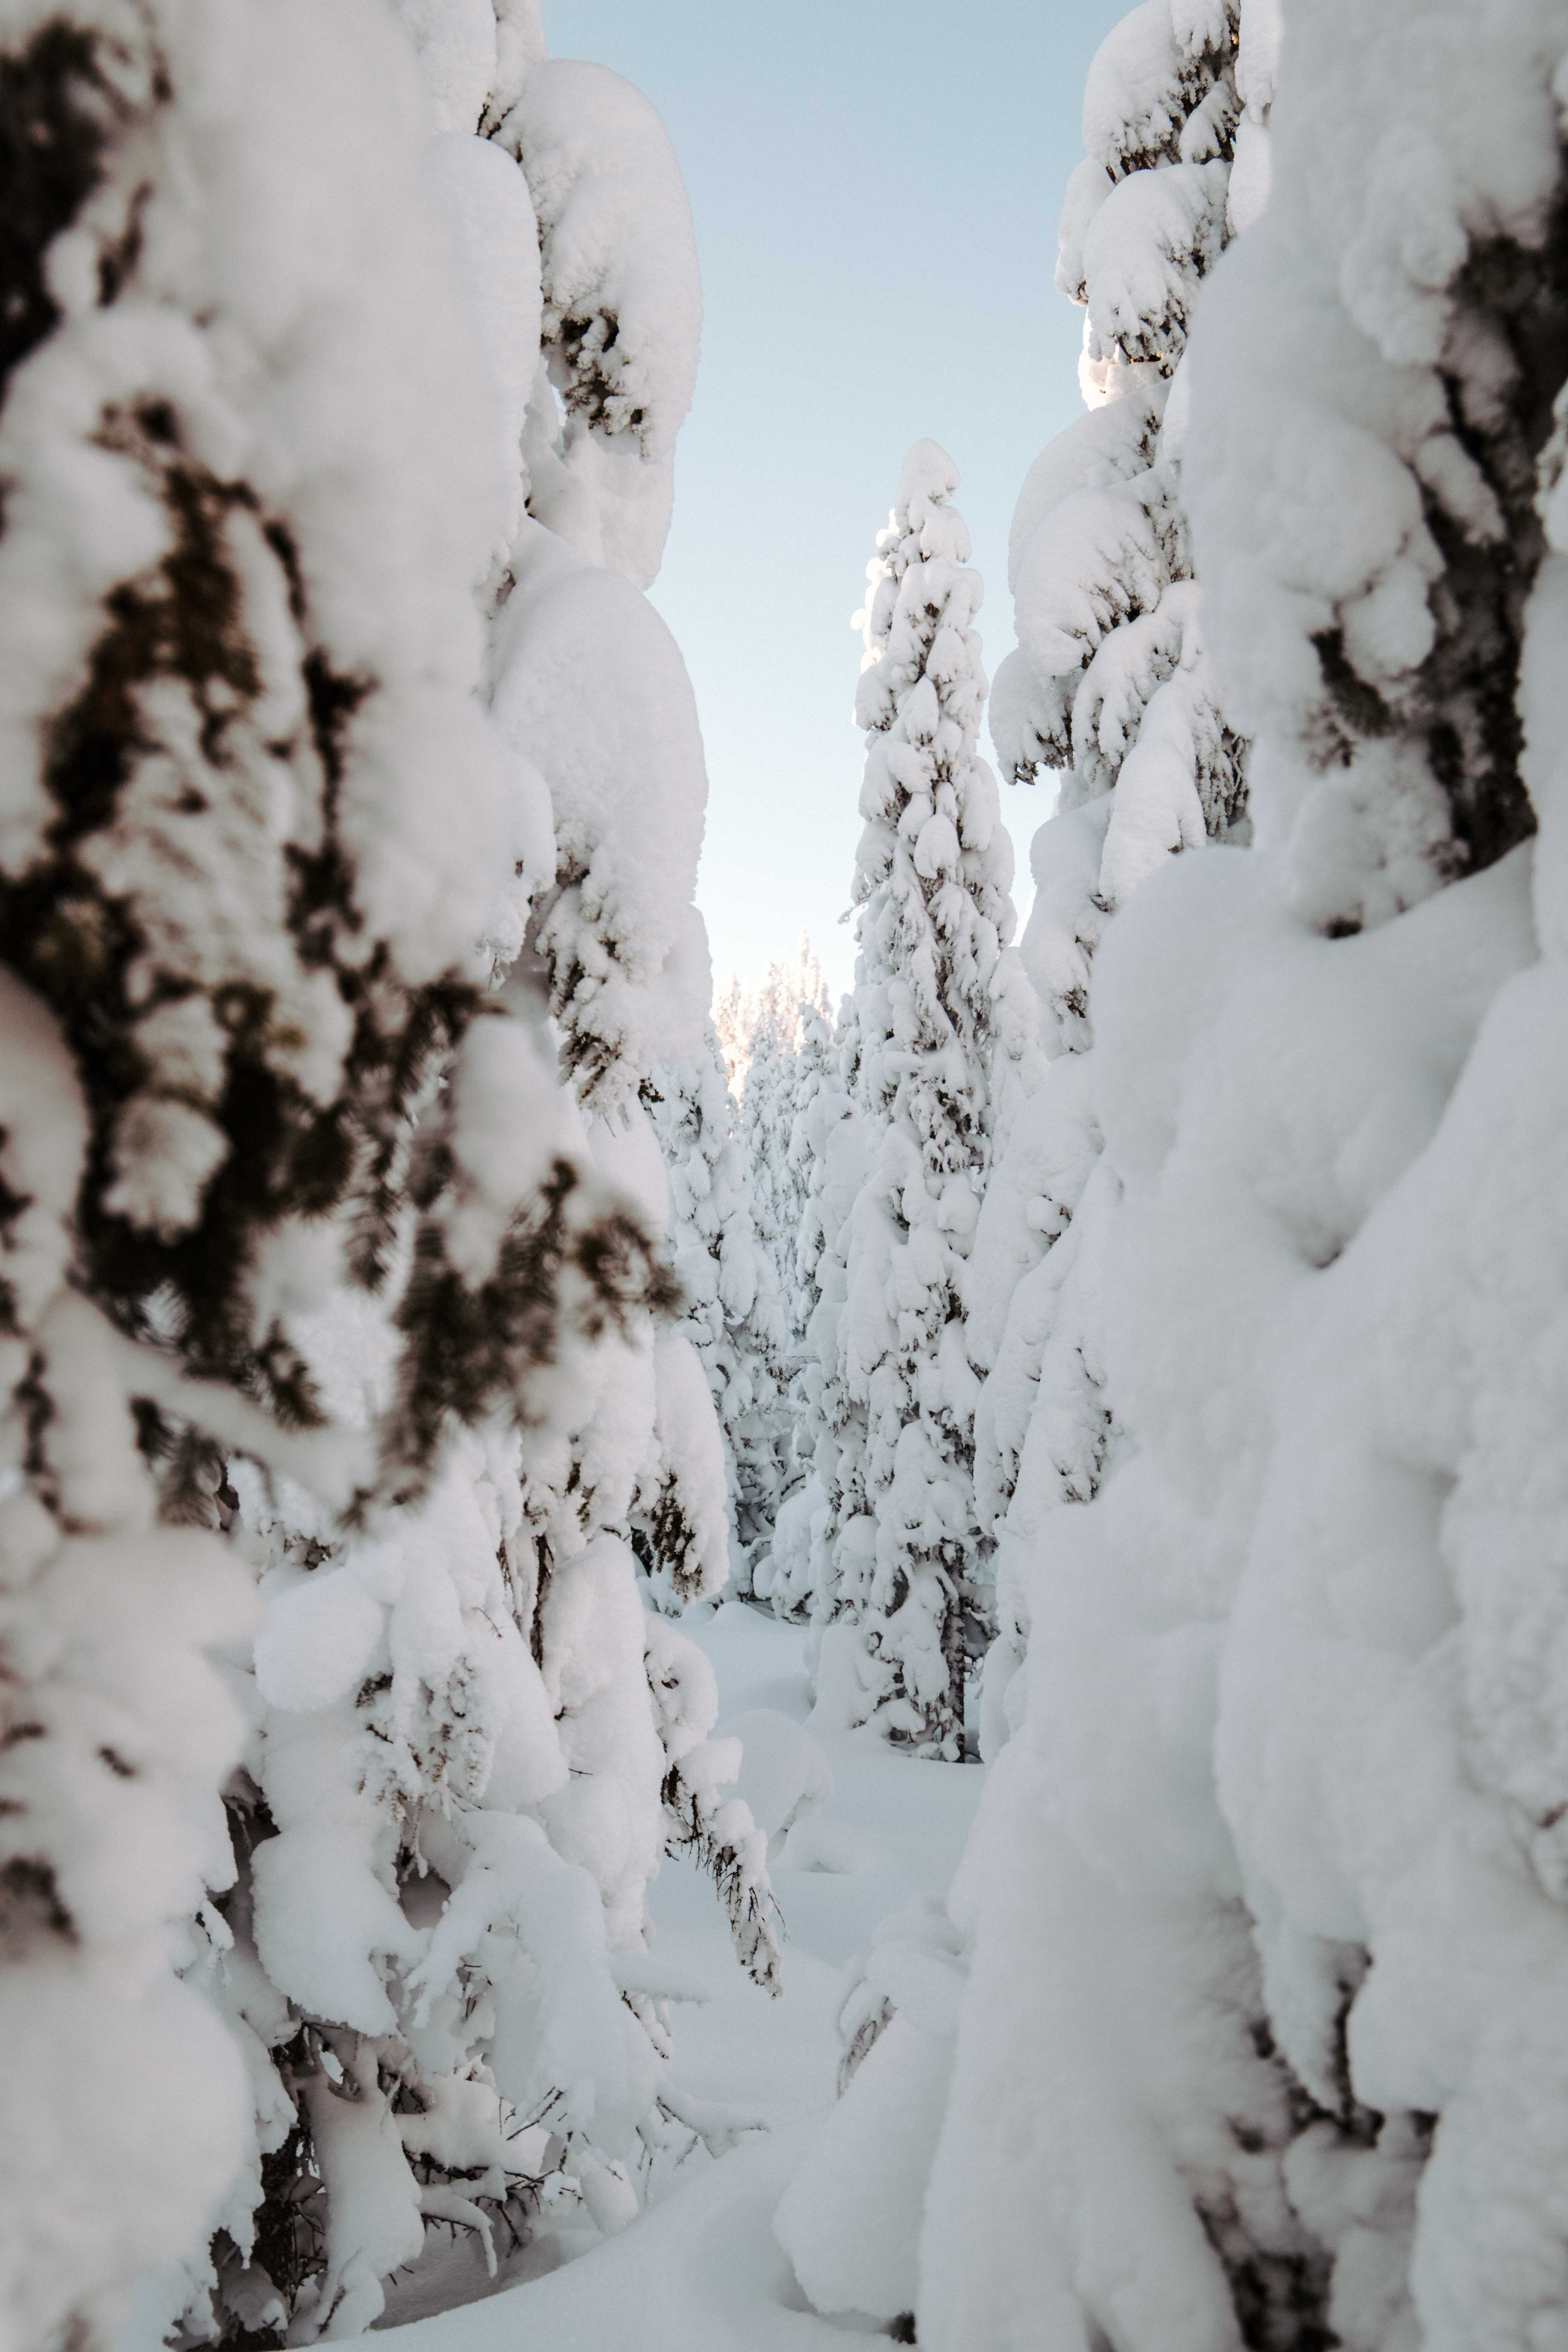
[
  {"x1": 1311, "y1": 182, "x2": 1568, "y2": 875},
  {"x1": 0, "y1": 19, "x2": 126, "y2": 396}
]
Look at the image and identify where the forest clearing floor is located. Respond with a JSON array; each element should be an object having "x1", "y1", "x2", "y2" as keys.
[{"x1": 367, "y1": 1602, "x2": 985, "y2": 2349}]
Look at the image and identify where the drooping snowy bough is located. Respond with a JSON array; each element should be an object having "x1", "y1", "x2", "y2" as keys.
[
  {"x1": 0, "y1": 7, "x2": 772, "y2": 2347},
  {"x1": 792, "y1": 445, "x2": 1040, "y2": 1756}
]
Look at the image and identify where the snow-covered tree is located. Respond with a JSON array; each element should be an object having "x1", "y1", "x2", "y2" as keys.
[
  {"x1": 457, "y1": 0, "x2": 786, "y2": 2241},
  {"x1": 712, "y1": 973, "x2": 748, "y2": 1090},
  {"x1": 1155, "y1": 0, "x2": 1568, "y2": 2338},
  {"x1": 785, "y1": 1, "x2": 1568, "y2": 2345},
  {"x1": 779, "y1": 984, "x2": 842, "y2": 1372},
  {"x1": 764, "y1": 937, "x2": 833, "y2": 1322},
  {"x1": 989, "y1": 0, "x2": 1258, "y2": 1049},
  {"x1": 416, "y1": 0, "x2": 783, "y2": 2167},
  {"x1": 0, "y1": 9, "x2": 788, "y2": 2344},
  {"x1": 757, "y1": 1003, "x2": 866, "y2": 1622},
  {"x1": 967, "y1": 0, "x2": 1262, "y2": 1743},
  {"x1": 738, "y1": 971, "x2": 808, "y2": 1346},
  {"x1": 0, "y1": 4, "x2": 724, "y2": 2346},
  {"x1": 800, "y1": 443, "x2": 1037, "y2": 1755},
  {"x1": 792, "y1": 933, "x2": 832, "y2": 1029},
  {"x1": 775, "y1": 1896, "x2": 968, "y2": 2332},
  {"x1": 645, "y1": 1025, "x2": 786, "y2": 1596},
  {"x1": 473, "y1": 18, "x2": 732, "y2": 1633},
  {"x1": 775, "y1": 8, "x2": 1318, "y2": 2342}
]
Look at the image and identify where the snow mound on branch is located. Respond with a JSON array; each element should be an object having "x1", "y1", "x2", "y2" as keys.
[
  {"x1": 774, "y1": 2014, "x2": 952, "y2": 2326},
  {"x1": 1083, "y1": 0, "x2": 1233, "y2": 183},
  {"x1": 715, "y1": 1711, "x2": 833, "y2": 1856},
  {"x1": 491, "y1": 525, "x2": 710, "y2": 1102},
  {"x1": 499, "y1": 59, "x2": 701, "y2": 588},
  {"x1": 1187, "y1": 0, "x2": 1550, "y2": 924},
  {"x1": 775, "y1": 1896, "x2": 966, "y2": 2324}
]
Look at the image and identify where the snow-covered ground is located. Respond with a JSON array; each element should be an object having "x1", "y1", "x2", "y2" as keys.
[{"x1": 367, "y1": 1602, "x2": 985, "y2": 2347}]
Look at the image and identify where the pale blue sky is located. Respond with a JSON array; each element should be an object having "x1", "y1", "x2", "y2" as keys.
[{"x1": 543, "y1": 1, "x2": 1127, "y2": 1004}]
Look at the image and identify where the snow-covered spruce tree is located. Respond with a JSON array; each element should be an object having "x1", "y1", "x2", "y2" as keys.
[
  {"x1": 810, "y1": 443, "x2": 1037, "y2": 1757},
  {"x1": 761, "y1": 1002, "x2": 870, "y2": 1628},
  {"x1": 439, "y1": 0, "x2": 781, "y2": 1894},
  {"x1": 793, "y1": 932, "x2": 832, "y2": 1029},
  {"x1": 735, "y1": 969, "x2": 804, "y2": 1516},
  {"x1": 967, "y1": 0, "x2": 1262, "y2": 1749},
  {"x1": 761, "y1": 936, "x2": 833, "y2": 1334},
  {"x1": 458, "y1": 0, "x2": 784, "y2": 2155},
  {"x1": 394, "y1": 1, "x2": 754, "y2": 1631},
  {"x1": 728, "y1": 951, "x2": 841, "y2": 1597},
  {"x1": 709, "y1": 973, "x2": 748, "y2": 1091},
  {"x1": 35, "y1": 12, "x2": 771, "y2": 2339},
  {"x1": 737, "y1": 979, "x2": 796, "y2": 1318},
  {"x1": 757, "y1": 1000, "x2": 866, "y2": 1623},
  {"x1": 0, "y1": 5, "x2": 712, "y2": 2347},
  {"x1": 645, "y1": 1023, "x2": 787, "y2": 1599},
  {"x1": 473, "y1": 20, "x2": 740, "y2": 1637},
  {"x1": 785, "y1": 2, "x2": 1568, "y2": 2346},
  {"x1": 779, "y1": 966, "x2": 837, "y2": 1366},
  {"x1": 777, "y1": 12, "x2": 1332, "y2": 2344}
]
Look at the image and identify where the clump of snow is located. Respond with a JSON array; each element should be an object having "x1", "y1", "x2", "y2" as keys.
[
  {"x1": 495, "y1": 58, "x2": 701, "y2": 588},
  {"x1": 489, "y1": 527, "x2": 712, "y2": 1109},
  {"x1": 775, "y1": 1896, "x2": 966, "y2": 2325},
  {"x1": 1187, "y1": 0, "x2": 1544, "y2": 927},
  {"x1": 715, "y1": 1711, "x2": 834, "y2": 1862}
]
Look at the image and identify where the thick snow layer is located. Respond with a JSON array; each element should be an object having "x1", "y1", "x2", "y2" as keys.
[
  {"x1": 423, "y1": 131, "x2": 542, "y2": 564},
  {"x1": 369, "y1": 2121, "x2": 841, "y2": 2352},
  {"x1": 394, "y1": 0, "x2": 496, "y2": 135},
  {"x1": 1083, "y1": 0, "x2": 1232, "y2": 184},
  {"x1": 774, "y1": 2015, "x2": 953, "y2": 2324},
  {"x1": 918, "y1": 827, "x2": 1544, "y2": 2350}
]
